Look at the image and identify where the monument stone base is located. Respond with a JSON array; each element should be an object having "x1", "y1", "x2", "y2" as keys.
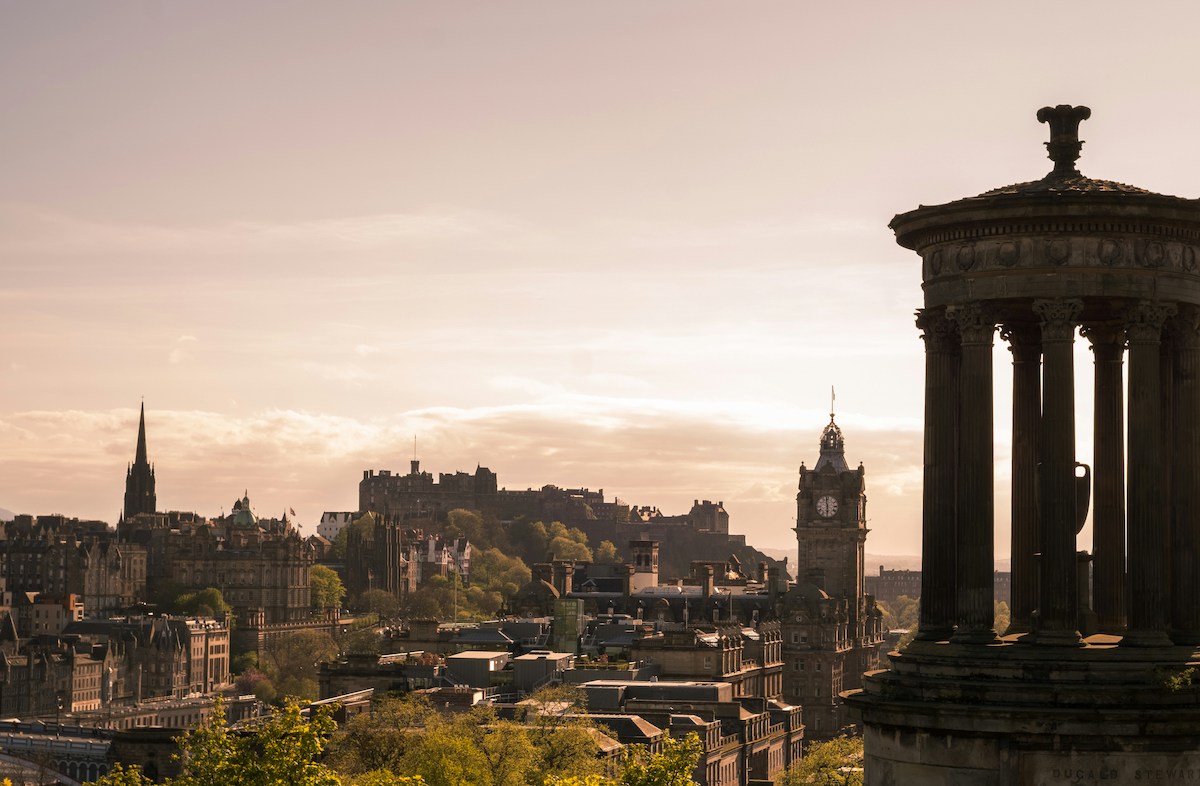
[{"x1": 845, "y1": 636, "x2": 1200, "y2": 785}]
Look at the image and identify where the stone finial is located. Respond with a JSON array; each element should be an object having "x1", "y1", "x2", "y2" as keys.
[{"x1": 1036, "y1": 104, "x2": 1091, "y2": 175}]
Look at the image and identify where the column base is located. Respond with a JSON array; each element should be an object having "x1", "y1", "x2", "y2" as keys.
[
  {"x1": 950, "y1": 626, "x2": 999, "y2": 645},
  {"x1": 1021, "y1": 628, "x2": 1083, "y2": 647},
  {"x1": 1122, "y1": 629, "x2": 1174, "y2": 647},
  {"x1": 915, "y1": 626, "x2": 954, "y2": 643}
]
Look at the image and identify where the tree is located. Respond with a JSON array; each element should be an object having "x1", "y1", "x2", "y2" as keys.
[
  {"x1": 359, "y1": 589, "x2": 402, "y2": 620},
  {"x1": 546, "y1": 522, "x2": 592, "y2": 562},
  {"x1": 259, "y1": 629, "x2": 340, "y2": 701},
  {"x1": 594, "y1": 541, "x2": 621, "y2": 564},
  {"x1": 173, "y1": 587, "x2": 231, "y2": 617},
  {"x1": 519, "y1": 685, "x2": 604, "y2": 783},
  {"x1": 446, "y1": 509, "x2": 488, "y2": 548},
  {"x1": 312, "y1": 565, "x2": 348, "y2": 613},
  {"x1": 615, "y1": 733, "x2": 703, "y2": 786},
  {"x1": 778, "y1": 736, "x2": 864, "y2": 786},
  {"x1": 172, "y1": 697, "x2": 341, "y2": 786},
  {"x1": 88, "y1": 764, "x2": 154, "y2": 786},
  {"x1": 994, "y1": 600, "x2": 1011, "y2": 635}
]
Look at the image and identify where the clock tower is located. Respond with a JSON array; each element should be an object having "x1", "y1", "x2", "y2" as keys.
[{"x1": 794, "y1": 412, "x2": 868, "y2": 611}]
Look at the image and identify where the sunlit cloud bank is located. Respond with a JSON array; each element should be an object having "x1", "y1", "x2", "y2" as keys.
[{"x1": 0, "y1": 401, "x2": 930, "y2": 555}]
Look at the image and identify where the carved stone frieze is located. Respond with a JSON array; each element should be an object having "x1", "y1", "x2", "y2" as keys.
[{"x1": 919, "y1": 234, "x2": 1200, "y2": 280}]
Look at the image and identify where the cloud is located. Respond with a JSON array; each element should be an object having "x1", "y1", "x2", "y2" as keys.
[
  {"x1": 168, "y1": 335, "x2": 198, "y2": 365},
  {"x1": 0, "y1": 203, "x2": 545, "y2": 257}
]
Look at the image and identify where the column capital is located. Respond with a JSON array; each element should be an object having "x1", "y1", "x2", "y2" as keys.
[
  {"x1": 1166, "y1": 304, "x2": 1200, "y2": 350},
  {"x1": 1080, "y1": 322, "x2": 1125, "y2": 346},
  {"x1": 915, "y1": 308, "x2": 959, "y2": 353},
  {"x1": 999, "y1": 322, "x2": 1041, "y2": 361},
  {"x1": 946, "y1": 303, "x2": 996, "y2": 346},
  {"x1": 1033, "y1": 299, "x2": 1083, "y2": 342},
  {"x1": 1125, "y1": 300, "x2": 1177, "y2": 344}
]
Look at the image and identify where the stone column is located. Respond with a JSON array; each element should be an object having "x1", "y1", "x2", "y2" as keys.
[
  {"x1": 915, "y1": 308, "x2": 959, "y2": 642},
  {"x1": 1171, "y1": 307, "x2": 1200, "y2": 643},
  {"x1": 1080, "y1": 324, "x2": 1127, "y2": 632},
  {"x1": 1000, "y1": 322, "x2": 1041, "y2": 634},
  {"x1": 1029, "y1": 299, "x2": 1083, "y2": 645},
  {"x1": 948, "y1": 304, "x2": 997, "y2": 644},
  {"x1": 1124, "y1": 300, "x2": 1176, "y2": 647}
]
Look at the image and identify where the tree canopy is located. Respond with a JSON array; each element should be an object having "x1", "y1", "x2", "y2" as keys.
[
  {"x1": 778, "y1": 736, "x2": 864, "y2": 786},
  {"x1": 172, "y1": 587, "x2": 231, "y2": 618},
  {"x1": 312, "y1": 564, "x2": 348, "y2": 612}
]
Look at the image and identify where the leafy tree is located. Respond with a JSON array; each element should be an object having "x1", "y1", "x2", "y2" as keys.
[
  {"x1": 778, "y1": 736, "x2": 864, "y2": 786},
  {"x1": 994, "y1": 601, "x2": 1011, "y2": 635},
  {"x1": 615, "y1": 733, "x2": 703, "y2": 786},
  {"x1": 312, "y1": 565, "x2": 348, "y2": 613},
  {"x1": 348, "y1": 772, "x2": 426, "y2": 786},
  {"x1": 519, "y1": 685, "x2": 604, "y2": 783},
  {"x1": 235, "y1": 666, "x2": 277, "y2": 704},
  {"x1": 259, "y1": 629, "x2": 339, "y2": 701},
  {"x1": 88, "y1": 764, "x2": 153, "y2": 786},
  {"x1": 173, "y1": 587, "x2": 231, "y2": 617},
  {"x1": 594, "y1": 541, "x2": 621, "y2": 564},
  {"x1": 328, "y1": 695, "x2": 438, "y2": 776},
  {"x1": 172, "y1": 697, "x2": 341, "y2": 786},
  {"x1": 359, "y1": 589, "x2": 402, "y2": 620},
  {"x1": 446, "y1": 509, "x2": 488, "y2": 548},
  {"x1": 471, "y1": 548, "x2": 532, "y2": 605},
  {"x1": 546, "y1": 523, "x2": 592, "y2": 562}
]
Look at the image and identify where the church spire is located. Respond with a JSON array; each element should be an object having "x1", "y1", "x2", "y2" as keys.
[
  {"x1": 124, "y1": 401, "x2": 157, "y2": 518},
  {"x1": 135, "y1": 401, "x2": 148, "y2": 465}
]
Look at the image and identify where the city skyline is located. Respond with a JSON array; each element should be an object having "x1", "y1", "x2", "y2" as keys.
[{"x1": 5, "y1": 2, "x2": 1200, "y2": 555}]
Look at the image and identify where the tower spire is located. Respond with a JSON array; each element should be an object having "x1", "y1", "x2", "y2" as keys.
[
  {"x1": 124, "y1": 401, "x2": 157, "y2": 518},
  {"x1": 135, "y1": 401, "x2": 148, "y2": 465}
]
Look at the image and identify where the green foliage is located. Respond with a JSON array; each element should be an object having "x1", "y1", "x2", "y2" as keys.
[
  {"x1": 329, "y1": 693, "x2": 605, "y2": 786},
  {"x1": 593, "y1": 541, "x2": 621, "y2": 564},
  {"x1": 994, "y1": 601, "x2": 1011, "y2": 635},
  {"x1": 312, "y1": 565, "x2": 348, "y2": 612},
  {"x1": 173, "y1": 697, "x2": 341, "y2": 786},
  {"x1": 1160, "y1": 666, "x2": 1197, "y2": 691},
  {"x1": 446, "y1": 509, "x2": 489, "y2": 549},
  {"x1": 358, "y1": 589, "x2": 402, "y2": 619},
  {"x1": 259, "y1": 629, "x2": 340, "y2": 701},
  {"x1": 546, "y1": 522, "x2": 592, "y2": 562},
  {"x1": 88, "y1": 763, "x2": 155, "y2": 786},
  {"x1": 779, "y1": 736, "x2": 864, "y2": 786},
  {"x1": 173, "y1": 587, "x2": 231, "y2": 618},
  {"x1": 614, "y1": 733, "x2": 702, "y2": 786},
  {"x1": 349, "y1": 772, "x2": 426, "y2": 786}
]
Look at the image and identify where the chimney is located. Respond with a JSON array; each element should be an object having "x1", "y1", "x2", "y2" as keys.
[{"x1": 703, "y1": 565, "x2": 715, "y2": 598}]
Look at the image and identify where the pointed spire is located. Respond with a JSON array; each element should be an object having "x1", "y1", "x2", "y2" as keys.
[{"x1": 135, "y1": 402, "x2": 148, "y2": 465}]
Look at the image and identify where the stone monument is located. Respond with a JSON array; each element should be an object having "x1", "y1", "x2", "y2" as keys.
[{"x1": 845, "y1": 106, "x2": 1200, "y2": 784}]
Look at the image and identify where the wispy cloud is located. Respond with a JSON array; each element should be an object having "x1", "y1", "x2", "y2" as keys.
[{"x1": 0, "y1": 204, "x2": 545, "y2": 257}]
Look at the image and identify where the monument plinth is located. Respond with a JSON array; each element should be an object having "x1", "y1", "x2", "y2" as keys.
[{"x1": 845, "y1": 106, "x2": 1200, "y2": 784}]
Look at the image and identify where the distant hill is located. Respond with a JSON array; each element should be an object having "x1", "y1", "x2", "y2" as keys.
[
  {"x1": 759, "y1": 550, "x2": 1011, "y2": 577},
  {"x1": 0, "y1": 507, "x2": 13, "y2": 523}
]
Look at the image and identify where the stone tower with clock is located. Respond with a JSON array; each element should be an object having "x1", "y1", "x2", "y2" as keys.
[
  {"x1": 781, "y1": 412, "x2": 883, "y2": 739},
  {"x1": 795, "y1": 413, "x2": 868, "y2": 612}
]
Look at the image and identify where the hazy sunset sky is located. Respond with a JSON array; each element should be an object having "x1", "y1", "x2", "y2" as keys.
[{"x1": 4, "y1": 2, "x2": 1200, "y2": 557}]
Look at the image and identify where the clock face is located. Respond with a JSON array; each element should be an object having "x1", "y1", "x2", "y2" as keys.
[{"x1": 816, "y1": 495, "x2": 839, "y2": 518}]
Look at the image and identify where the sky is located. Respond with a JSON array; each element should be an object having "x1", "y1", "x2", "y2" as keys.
[{"x1": 4, "y1": 2, "x2": 1200, "y2": 558}]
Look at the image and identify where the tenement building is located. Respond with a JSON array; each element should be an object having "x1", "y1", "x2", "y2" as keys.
[{"x1": 845, "y1": 106, "x2": 1200, "y2": 783}]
